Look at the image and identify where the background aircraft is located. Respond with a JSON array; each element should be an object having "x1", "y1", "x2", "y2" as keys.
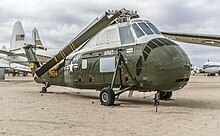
[
  {"x1": 200, "y1": 61, "x2": 220, "y2": 76},
  {"x1": 0, "y1": 45, "x2": 30, "y2": 76},
  {"x1": 0, "y1": 21, "x2": 51, "y2": 76}
]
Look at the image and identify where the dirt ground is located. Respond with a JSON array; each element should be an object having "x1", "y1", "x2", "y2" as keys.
[{"x1": 0, "y1": 75, "x2": 220, "y2": 136}]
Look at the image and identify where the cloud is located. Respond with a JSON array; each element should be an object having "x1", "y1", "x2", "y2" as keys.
[{"x1": 0, "y1": 0, "x2": 220, "y2": 66}]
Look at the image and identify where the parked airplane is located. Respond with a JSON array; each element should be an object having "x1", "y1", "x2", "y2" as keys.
[
  {"x1": 0, "y1": 21, "x2": 51, "y2": 76},
  {"x1": 0, "y1": 45, "x2": 30, "y2": 76},
  {"x1": 200, "y1": 61, "x2": 220, "y2": 76},
  {"x1": 23, "y1": 9, "x2": 220, "y2": 107}
]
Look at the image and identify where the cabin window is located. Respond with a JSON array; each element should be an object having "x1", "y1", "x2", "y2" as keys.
[
  {"x1": 100, "y1": 57, "x2": 116, "y2": 73},
  {"x1": 119, "y1": 26, "x2": 135, "y2": 45},
  {"x1": 107, "y1": 28, "x2": 120, "y2": 45},
  {"x1": 138, "y1": 22, "x2": 154, "y2": 35},
  {"x1": 97, "y1": 30, "x2": 107, "y2": 46},
  {"x1": 82, "y1": 59, "x2": 87, "y2": 69},
  {"x1": 132, "y1": 23, "x2": 145, "y2": 38},
  {"x1": 146, "y1": 22, "x2": 161, "y2": 35}
]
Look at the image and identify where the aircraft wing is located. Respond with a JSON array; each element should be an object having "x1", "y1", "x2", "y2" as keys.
[
  {"x1": 0, "y1": 49, "x2": 15, "y2": 56},
  {"x1": 36, "y1": 54, "x2": 51, "y2": 62},
  {"x1": 161, "y1": 32, "x2": 220, "y2": 47},
  {"x1": 0, "y1": 49, "x2": 51, "y2": 63}
]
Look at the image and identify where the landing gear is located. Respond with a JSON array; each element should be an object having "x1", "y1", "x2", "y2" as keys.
[
  {"x1": 208, "y1": 73, "x2": 215, "y2": 76},
  {"x1": 99, "y1": 52, "x2": 136, "y2": 106},
  {"x1": 100, "y1": 87, "x2": 115, "y2": 106},
  {"x1": 23, "y1": 72, "x2": 28, "y2": 77},
  {"x1": 41, "y1": 87, "x2": 47, "y2": 93},
  {"x1": 154, "y1": 91, "x2": 160, "y2": 112},
  {"x1": 40, "y1": 82, "x2": 50, "y2": 93},
  {"x1": 160, "y1": 92, "x2": 172, "y2": 100}
]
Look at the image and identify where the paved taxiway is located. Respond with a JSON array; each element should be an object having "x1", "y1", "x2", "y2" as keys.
[{"x1": 0, "y1": 75, "x2": 220, "y2": 136}]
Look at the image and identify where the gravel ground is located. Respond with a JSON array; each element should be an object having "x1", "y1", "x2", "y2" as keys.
[{"x1": 0, "y1": 75, "x2": 220, "y2": 136}]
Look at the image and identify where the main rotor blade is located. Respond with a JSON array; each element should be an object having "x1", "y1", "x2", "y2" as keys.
[{"x1": 34, "y1": 10, "x2": 122, "y2": 78}]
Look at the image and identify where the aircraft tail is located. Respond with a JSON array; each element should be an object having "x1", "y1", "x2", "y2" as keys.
[
  {"x1": 23, "y1": 45, "x2": 41, "y2": 76},
  {"x1": 32, "y1": 28, "x2": 43, "y2": 46},
  {"x1": 10, "y1": 21, "x2": 27, "y2": 51}
]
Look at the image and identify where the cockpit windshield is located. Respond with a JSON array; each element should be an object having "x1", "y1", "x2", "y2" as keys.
[
  {"x1": 132, "y1": 23, "x2": 145, "y2": 38},
  {"x1": 146, "y1": 22, "x2": 161, "y2": 35},
  {"x1": 138, "y1": 22, "x2": 154, "y2": 35},
  {"x1": 131, "y1": 20, "x2": 161, "y2": 38}
]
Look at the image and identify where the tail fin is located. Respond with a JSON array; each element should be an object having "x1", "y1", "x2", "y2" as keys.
[
  {"x1": 32, "y1": 28, "x2": 43, "y2": 46},
  {"x1": 10, "y1": 21, "x2": 27, "y2": 51},
  {"x1": 23, "y1": 45, "x2": 41, "y2": 75}
]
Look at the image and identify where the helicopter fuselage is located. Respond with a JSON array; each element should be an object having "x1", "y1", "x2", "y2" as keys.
[{"x1": 42, "y1": 19, "x2": 191, "y2": 92}]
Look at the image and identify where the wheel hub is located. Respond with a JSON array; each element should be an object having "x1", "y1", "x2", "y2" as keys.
[{"x1": 102, "y1": 92, "x2": 108, "y2": 102}]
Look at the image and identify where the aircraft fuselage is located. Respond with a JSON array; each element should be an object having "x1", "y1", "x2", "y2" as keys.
[
  {"x1": 41, "y1": 38, "x2": 191, "y2": 92},
  {"x1": 35, "y1": 18, "x2": 191, "y2": 92}
]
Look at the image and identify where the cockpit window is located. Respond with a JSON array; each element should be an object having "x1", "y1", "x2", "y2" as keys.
[
  {"x1": 138, "y1": 22, "x2": 154, "y2": 35},
  {"x1": 146, "y1": 22, "x2": 161, "y2": 35},
  {"x1": 132, "y1": 23, "x2": 145, "y2": 38},
  {"x1": 119, "y1": 26, "x2": 135, "y2": 45}
]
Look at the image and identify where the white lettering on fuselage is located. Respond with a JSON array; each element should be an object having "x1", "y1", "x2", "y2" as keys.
[{"x1": 104, "y1": 50, "x2": 114, "y2": 55}]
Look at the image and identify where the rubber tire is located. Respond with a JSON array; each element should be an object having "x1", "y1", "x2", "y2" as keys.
[
  {"x1": 211, "y1": 73, "x2": 215, "y2": 76},
  {"x1": 41, "y1": 87, "x2": 47, "y2": 93},
  {"x1": 160, "y1": 92, "x2": 172, "y2": 100},
  {"x1": 100, "y1": 87, "x2": 115, "y2": 106}
]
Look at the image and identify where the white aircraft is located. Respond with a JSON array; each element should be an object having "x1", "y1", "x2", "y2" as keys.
[
  {"x1": 0, "y1": 21, "x2": 51, "y2": 76},
  {"x1": 199, "y1": 61, "x2": 220, "y2": 76},
  {"x1": 0, "y1": 45, "x2": 31, "y2": 76}
]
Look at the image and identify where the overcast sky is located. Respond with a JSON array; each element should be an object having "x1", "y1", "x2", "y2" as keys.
[{"x1": 1, "y1": 0, "x2": 220, "y2": 66}]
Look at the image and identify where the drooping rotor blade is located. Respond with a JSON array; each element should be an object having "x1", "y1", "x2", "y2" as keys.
[
  {"x1": 161, "y1": 31, "x2": 220, "y2": 47},
  {"x1": 34, "y1": 10, "x2": 123, "y2": 78}
]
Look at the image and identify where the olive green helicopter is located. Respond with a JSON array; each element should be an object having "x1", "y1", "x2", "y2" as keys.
[{"x1": 24, "y1": 8, "x2": 220, "y2": 107}]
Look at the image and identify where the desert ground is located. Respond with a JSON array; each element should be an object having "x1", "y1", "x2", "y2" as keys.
[{"x1": 0, "y1": 75, "x2": 220, "y2": 136}]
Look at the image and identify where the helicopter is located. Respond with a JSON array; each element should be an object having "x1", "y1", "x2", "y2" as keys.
[{"x1": 23, "y1": 9, "x2": 220, "y2": 106}]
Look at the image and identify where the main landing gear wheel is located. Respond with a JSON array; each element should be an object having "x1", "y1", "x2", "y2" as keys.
[
  {"x1": 100, "y1": 87, "x2": 115, "y2": 106},
  {"x1": 160, "y1": 92, "x2": 172, "y2": 100}
]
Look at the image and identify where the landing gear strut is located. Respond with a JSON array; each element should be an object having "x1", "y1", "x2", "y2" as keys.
[
  {"x1": 154, "y1": 91, "x2": 160, "y2": 112},
  {"x1": 99, "y1": 52, "x2": 137, "y2": 106},
  {"x1": 40, "y1": 82, "x2": 50, "y2": 93}
]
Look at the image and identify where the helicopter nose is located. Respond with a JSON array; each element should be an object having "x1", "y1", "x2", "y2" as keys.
[{"x1": 143, "y1": 40, "x2": 191, "y2": 90}]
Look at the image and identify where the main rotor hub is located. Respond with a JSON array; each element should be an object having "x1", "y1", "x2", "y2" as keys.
[{"x1": 107, "y1": 8, "x2": 139, "y2": 24}]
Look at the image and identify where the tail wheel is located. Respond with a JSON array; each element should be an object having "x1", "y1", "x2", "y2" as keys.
[
  {"x1": 100, "y1": 87, "x2": 115, "y2": 106},
  {"x1": 40, "y1": 87, "x2": 47, "y2": 93},
  {"x1": 160, "y1": 92, "x2": 172, "y2": 100}
]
